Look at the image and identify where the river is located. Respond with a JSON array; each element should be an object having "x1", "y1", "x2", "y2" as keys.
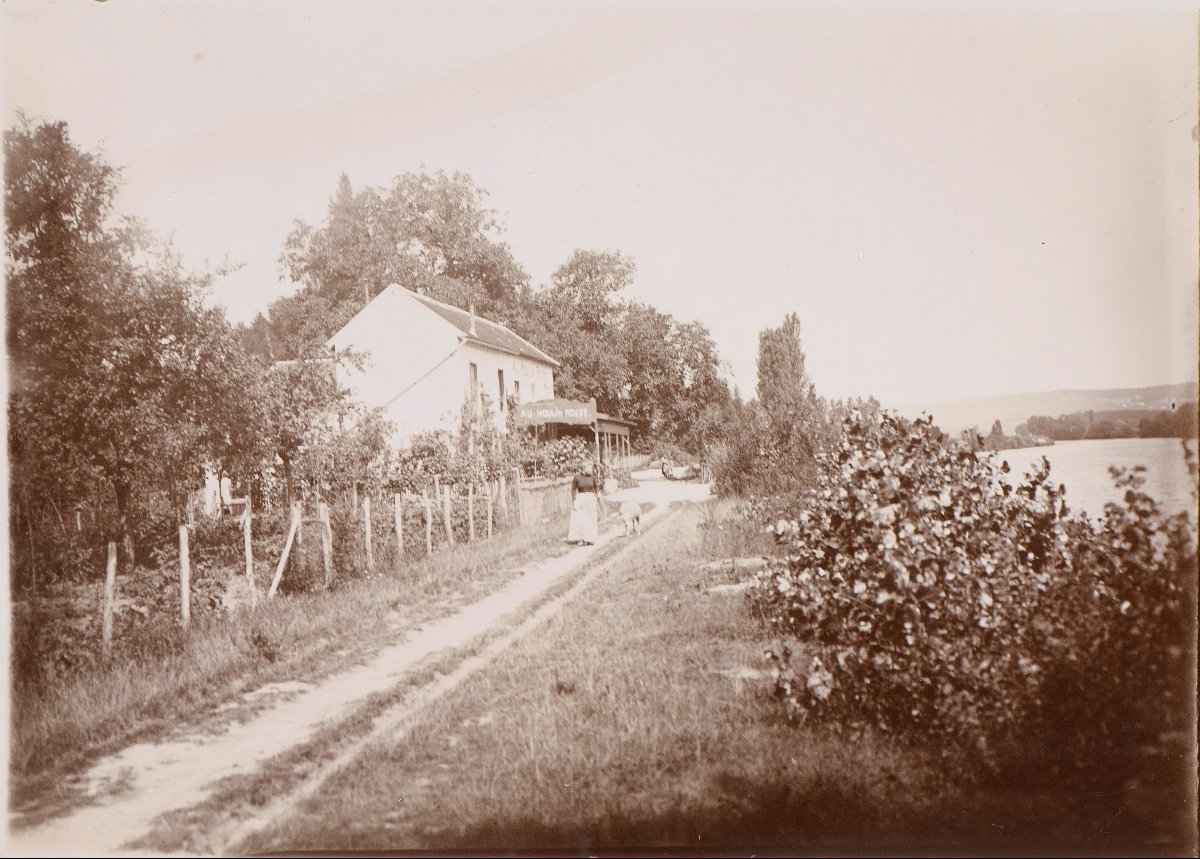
[{"x1": 993, "y1": 437, "x2": 1196, "y2": 519}]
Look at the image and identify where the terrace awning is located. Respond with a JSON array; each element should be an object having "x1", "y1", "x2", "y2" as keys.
[
  {"x1": 513, "y1": 398, "x2": 597, "y2": 427},
  {"x1": 513, "y1": 398, "x2": 634, "y2": 465}
]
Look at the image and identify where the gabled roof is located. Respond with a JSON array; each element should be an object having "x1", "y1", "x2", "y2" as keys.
[{"x1": 409, "y1": 289, "x2": 560, "y2": 368}]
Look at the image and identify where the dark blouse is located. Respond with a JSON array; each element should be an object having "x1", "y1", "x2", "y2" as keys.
[{"x1": 573, "y1": 473, "x2": 596, "y2": 493}]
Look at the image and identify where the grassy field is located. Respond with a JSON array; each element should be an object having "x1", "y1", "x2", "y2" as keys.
[
  {"x1": 9, "y1": 514, "x2": 574, "y2": 818},
  {"x1": 235, "y1": 501, "x2": 929, "y2": 853},
  {"x1": 236, "y1": 498, "x2": 1190, "y2": 855}
]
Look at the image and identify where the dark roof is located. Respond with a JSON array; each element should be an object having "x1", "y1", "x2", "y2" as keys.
[
  {"x1": 410, "y1": 290, "x2": 559, "y2": 367},
  {"x1": 597, "y1": 412, "x2": 636, "y2": 427}
]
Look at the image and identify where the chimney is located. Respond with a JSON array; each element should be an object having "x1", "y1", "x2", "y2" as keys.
[{"x1": 469, "y1": 304, "x2": 477, "y2": 337}]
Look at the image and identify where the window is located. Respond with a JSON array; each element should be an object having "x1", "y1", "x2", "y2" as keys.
[
  {"x1": 497, "y1": 369, "x2": 505, "y2": 411},
  {"x1": 514, "y1": 380, "x2": 520, "y2": 403},
  {"x1": 469, "y1": 362, "x2": 478, "y2": 400}
]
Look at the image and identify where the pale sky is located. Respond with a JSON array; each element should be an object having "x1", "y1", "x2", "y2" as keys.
[{"x1": 3, "y1": 0, "x2": 1197, "y2": 406}]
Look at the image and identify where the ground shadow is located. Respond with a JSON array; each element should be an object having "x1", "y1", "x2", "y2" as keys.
[{"x1": 434, "y1": 769, "x2": 1192, "y2": 857}]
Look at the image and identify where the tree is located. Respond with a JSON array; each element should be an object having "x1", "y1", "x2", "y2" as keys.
[
  {"x1": 507, "y1": 251, "x2": 640, "y2": 415},
  {"x1": 755, "y1": 312, "x2": 827, "y2": 481},
  {"x1": 548, "y1": 249, "x2": 635, "y2": 333},
  {"x1": 271, "y1": 170, "x2": 530, "y2": 355},
  {"x1": 620, "y1": 304, "x2": 729, "y2": 449},
  {"x1": 6, "y1": 117, "x2": 264, "y2": 569}
]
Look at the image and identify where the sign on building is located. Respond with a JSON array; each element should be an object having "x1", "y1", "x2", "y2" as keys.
[{"x1": 513, "y1": 397, "x2": 597, "y2": 427}]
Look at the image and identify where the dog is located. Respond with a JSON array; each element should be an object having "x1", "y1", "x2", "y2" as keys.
[{"x1": 618, "y1": 501, "x2": 642, "y2": 537}]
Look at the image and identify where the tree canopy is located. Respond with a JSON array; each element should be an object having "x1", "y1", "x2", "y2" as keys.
[
  {"x1": 263, "y1": 170, "x2": 530, "y2": 358},
  {"x1": 6, "y1": 118, "x2": 269, "y2": 562}
]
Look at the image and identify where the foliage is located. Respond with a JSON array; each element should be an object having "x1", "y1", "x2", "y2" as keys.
[
  {"x1": 393, "y1": 431, "x2": 455, "y2": 493},
  {"x1": 709, "y1": 399, "x2": 770, "y2": 498},
  {"x1": 292, "y1": 394, "x2": 394, "y2": 500},
  {"x1": 752, "y1": 409, "x2": 1196, "y2": 777},
  {"x1": 6, "y1": 117, "x2": 266, "y2": 570},
  {"x1": 619, "y1": 303, "x2": 730, "y2": 450},
  {"x1": 635, "y1": 437, "x2": 696, "y2": 467},
  {"x1": 534, "y1": 437, "x2": 593, "y2": 479},
  {"x1": 1026, "y1": 404, "x2": 1198, "y2": 441},
  {"x1": 1136, "y1": 402, "x2": 1198, "y2": 438},
  {"x1": 449, "y1": 392, "x2": 506, "y2": 485},
  {"x1": 391, "y1": 394, "x2": 518, "y2": 491},
  {"x1": 505, "y1": 256, "x2": 731, "y2": 451},
  {"x1": 548, "y1": 249, "x2": 635, "y2": 333},
  {"x1": 711, "y1": 315, "x2": 831, "y2": 501},
  {"x1": 755, "y1": 313, "x2": 829, "y2": 481},
  {"x1": 509, "y1": 253, "x2": 636, "y2": 415},
  {"x1": 972, "y1": 419, "x2": 1053, "y2": 452},
  {"x1": 265, "y1": 171, "x2": 529, "y2": 357}
]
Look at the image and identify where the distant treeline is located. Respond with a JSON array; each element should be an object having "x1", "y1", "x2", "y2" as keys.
[
  {"x1": 961, "y1": 420, "x2": 1051, "y2": 453},
  {"x1": 1020, "y1": 404, "x2": 1198, "y2": 441}
]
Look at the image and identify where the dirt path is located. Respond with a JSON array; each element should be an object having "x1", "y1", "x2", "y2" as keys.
[{"x1": 9, "y1": 472, "x2": 710, "y2": 857}]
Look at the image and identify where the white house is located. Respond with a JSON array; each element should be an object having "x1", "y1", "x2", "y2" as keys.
[{"x1": 326, "y1": 284, "x2": 559, "y2": 448}]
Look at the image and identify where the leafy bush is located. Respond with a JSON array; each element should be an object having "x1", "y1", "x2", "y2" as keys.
[
  {"x1": 753, "y1": 410, "x2": 1196, "y2": 776},
  {"x1": 601, "y1": 464, "x2": 639, "y2": 490},
  {"x1": 392, "y1": 431, "x2": 454, "y2": 493},
  {"x1": 635, "y1": 436, "x2": 695, "y2": 466},
  {"x1": 534, "y1": 437, "x2": 592, "y2": 479},
  {"x1": 708, "y1": 404, "x2": 771, "y2": 498}
]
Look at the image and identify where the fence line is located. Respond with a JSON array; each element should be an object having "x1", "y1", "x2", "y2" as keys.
[{"x1": 78, "y1": 477, "x2": 542, "y2": 654}]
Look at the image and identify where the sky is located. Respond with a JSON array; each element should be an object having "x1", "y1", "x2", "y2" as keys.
[{"x1": 3, "y1": 0, "x2": 1197, "y2": 407}]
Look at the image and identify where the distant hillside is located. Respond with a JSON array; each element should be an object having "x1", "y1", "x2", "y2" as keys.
[{"x1": 891, "y1": 382, "x2": 1199, "y2": 437}]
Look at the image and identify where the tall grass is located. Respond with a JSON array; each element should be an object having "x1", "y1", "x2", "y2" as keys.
[
  {"x1": 10, "y1": 516, "x2": 571, "y2": 813},
  {"x1": 235, "y1": 501, "x2": 949, "y2": 854},
  {"x1": 236, "y1": 497, "x2": 1181, "y2": 854}
]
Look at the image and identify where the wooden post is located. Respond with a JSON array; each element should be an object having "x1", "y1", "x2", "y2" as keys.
[
  {"x1": 179, "y1": 525, "x2": 191, "y2": 628},
  {"x1": 318, "y1": 501, "x2": 334, "y2": 588},
  {"x1": 75, "y1": 509, "x2": 82, "y2": 532},
  {"x1": 422, "y1": 489, "x2": 433, "y2": 556},
  {"x1": 393, "y1": 493, "x2": 404, "y2": 569},
  {"x1": 267, "y1": 503, "x2": 302, "y2": 599},
  {"x1": 486, "y1": 482, "x2": 494, "y2": 540},
  {"x1": 498, "y1": 473, "x2": 509, "y2": 515},
  {"x1": 363, "y1": 494, "x2": 375, "y2": 573},
  {"x1": 102, "y1": 542, "x2": 116, "y2": 656},
  {"x1": 516, "y1": 473, "x2": 526, "y2": 526},
  {"x1": 26, "y1": 509, "x2": 36, "y2": 586},
  {"x1": 443, "y1": 485, "x2": 455, "y2": 545},
  {"x1": 243, "y1": 504, "x2": 257, "y2": 609},
  {"x1": 467, "y1": 485, "x2": 475, "y2": 542}
]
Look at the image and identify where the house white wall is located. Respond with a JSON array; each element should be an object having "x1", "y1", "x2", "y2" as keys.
[
  {"x1": 456, "y1": 342, "x2": 556, "y2": 435},
  {"x1": 327, "y1": 285, "x2": 556, "y2": 449}
]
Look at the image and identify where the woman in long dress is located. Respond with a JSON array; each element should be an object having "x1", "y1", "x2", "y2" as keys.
[{"x1": 568, "y1": 461, "x2": 600, "y2": 545}]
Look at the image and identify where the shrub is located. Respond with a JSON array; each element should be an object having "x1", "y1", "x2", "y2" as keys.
[
  {"x1": 602, "y1": 464, "x2": 639, "y2": 490},
  {"x1": 535, "y1": 437, "x2": 592, "y2": 479},
  {"x1": 635, "y1": 436, "x2": 695, "y2": 467},
  {"x1": 753, "y1": 410, "x2": 1196, "y2": 776}
]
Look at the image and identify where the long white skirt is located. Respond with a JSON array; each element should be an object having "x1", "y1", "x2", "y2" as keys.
[{"x1": 567, "y1": 492, "x2": 599, "y2": 544}]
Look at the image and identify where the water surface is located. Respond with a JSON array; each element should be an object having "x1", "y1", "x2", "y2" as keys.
[{"x1": 994, "y1": 437, "x2": 1196, "y2": 519}]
